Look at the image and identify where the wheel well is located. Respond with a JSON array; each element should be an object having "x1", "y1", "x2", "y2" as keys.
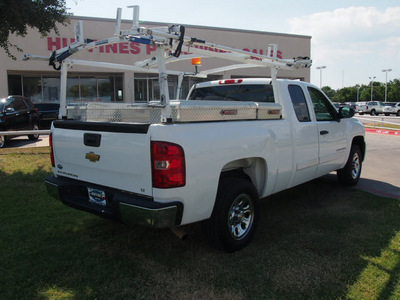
[
  {"x1": 220, "y1": 158, "x2": 267, "y2": 196},
  {"x1": 352, "y1": 136, "x2": 366, "y2": 161}
]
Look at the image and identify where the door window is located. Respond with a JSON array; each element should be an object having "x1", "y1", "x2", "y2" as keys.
[
  {"x1": 13, "y1": 99, "x2": 28, "y2": 111},
  {"x1": 308, "y1": 87, "x2": 338, "y2": 121}
]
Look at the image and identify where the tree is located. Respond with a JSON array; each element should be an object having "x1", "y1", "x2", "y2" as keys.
[
  {"x1": 322, "y1": 86, "x2": 336, "y2": 100},
  {"x1": 387, "y1": 79, "x2": 400, "y2": 102},
  {"x1": 335, "y1": 87, "x2": 358, "y2": 103},
  {"x1": 0, "y1": 0, "x2": 69, "y2": 59}
]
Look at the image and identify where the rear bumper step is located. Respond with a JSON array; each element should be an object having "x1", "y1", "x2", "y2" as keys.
[{"x1": 45, "y1": 175, "x2": 183, "y2": 228}]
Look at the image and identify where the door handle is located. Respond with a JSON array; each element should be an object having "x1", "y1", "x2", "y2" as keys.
[{"x1": 320, "y1": 130, "x2": 329, "y2": 135}]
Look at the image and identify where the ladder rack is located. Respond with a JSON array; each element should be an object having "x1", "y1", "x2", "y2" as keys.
[{"x1": 22, "y1": 5, "x2": 312, "y2": 122}]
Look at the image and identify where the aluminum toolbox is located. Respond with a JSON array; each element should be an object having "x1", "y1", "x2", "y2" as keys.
[{"x1": 67, "y1": 100, "x2": 282, "y2": 123}]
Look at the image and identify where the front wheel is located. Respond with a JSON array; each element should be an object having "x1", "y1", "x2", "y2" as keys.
[
  {"x1": 337, "y1": 144, "x2": 362, "y2": 186},
  {"x1": 203, "y1": 177, "x2": 259, "y2": 252}
]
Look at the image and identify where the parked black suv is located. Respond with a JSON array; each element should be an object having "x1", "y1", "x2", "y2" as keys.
[
  {"x1": 34, "y1": 102, "x2": 59, "y2": 129},
  {"x1": 0, "y1": 96, "x2": 40, "y2": 148}
]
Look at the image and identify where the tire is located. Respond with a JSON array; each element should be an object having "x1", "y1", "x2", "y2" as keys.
[
  {"x1": 337, "y1": 144, "x2": 362, "y2": 186},
  {"x1": 203, "y1": 177, "x2": 259, "y2": 252},
  {"x1": 397, "y1": 111, "x2": 400, "y2": 116},
  {"x1": 0, "y1": 135, "x2": 5, "y2": 148},
  {"x1": 28, "y1": 123, "x2": 39, "y2": 140},
  {"x1": 370, "y1": 110, "x2": 376, "y2": 116}
]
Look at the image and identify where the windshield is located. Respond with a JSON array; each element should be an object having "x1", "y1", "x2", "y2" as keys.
[{"x1": 188, "y1": 84, "x2": 275, "y2": 103}]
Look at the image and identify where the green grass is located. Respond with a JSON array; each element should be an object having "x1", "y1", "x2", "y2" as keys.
[
  {"x1": 364, "y1": 123, "x2": 400, "y2": 131},
  {"x1": 1, "y1": 148, "x2": 400, "y2": 299}
]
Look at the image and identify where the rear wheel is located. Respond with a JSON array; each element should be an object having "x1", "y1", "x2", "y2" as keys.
[
  {"x1": 370, "y1": 110, "x2": 376, "y2": 116},
  {"x1": 28, "y1": 123, "x2": 39, "y2": 140},
  {"x1": 203, "y1": 177, "x2": 259, "y2": 252},
  {"x1": 337, "y1": 144, "x2": 362, "y2": 186},
  {"x1": 0, "y1": 135, "x2": 5, "y2": 148}
]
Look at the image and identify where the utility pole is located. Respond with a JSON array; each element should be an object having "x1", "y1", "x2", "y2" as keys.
[
  {"x1": 382, "y1": 69, "x2": 392, "y2": 102},
  {"x1": 369, "y1": 76, "x2": 376, "y2": 101},
  {"x1": 316, "y1": 66, "x2": 326, "y2": 88}
]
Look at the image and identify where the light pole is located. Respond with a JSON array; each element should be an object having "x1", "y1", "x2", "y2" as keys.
[
  {"x1": 316, "y1": 66, "x2": 326, "y2": 88},
  {"x1": 356, "y1": 85, "x2": 360, "y2": 102},
  {"x1": 382, "y1": 69, "x2": 392, "y2": 102},
  {"x1": 369, "y1": 76, "x2": 376, "y2": 101}
]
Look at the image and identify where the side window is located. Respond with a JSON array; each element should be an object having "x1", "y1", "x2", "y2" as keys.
[
  {"x1": 288, "y1": 85, "x2": 311, "y2": 122},
  {"x1": 307, "y1": 87, "x2": 338, "y2": 121},
  {"x1": 13, "y1": 99, "x2": 28, "y2": 111}
]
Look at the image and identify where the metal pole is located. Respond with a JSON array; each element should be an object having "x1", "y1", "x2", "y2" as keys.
[
  {"x1": 316, "y1": 66, "x2": 326, "y2": 88},
  {"x1": 382, "y1": 69, "x2": 392, "y2": 102},
  {"x1": 369, "y1": 76, "x2": 375, "y2": 102},
  {"x1": 156, "y1": 46, "x2": 171, "y2": 122},
  {"x1": 356, "y1": 86, "x2": 360, "y2": 102},
  {"x1": 59, "y1": 62, "x2": 69, "y2": 119}
]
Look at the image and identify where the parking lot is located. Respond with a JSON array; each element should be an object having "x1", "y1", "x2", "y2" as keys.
[{"x1": 4, "y1": 130, "x2": 400, "y2": 200}]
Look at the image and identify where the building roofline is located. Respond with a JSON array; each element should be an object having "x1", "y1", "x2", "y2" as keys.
[{"x1": 69, "y1": 15, "x2": 311, "y2": 40}]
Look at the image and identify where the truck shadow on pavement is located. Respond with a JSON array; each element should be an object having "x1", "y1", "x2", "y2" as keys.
[{"x1": 356, "y1": 177, "x2": 400, "y2": 200}]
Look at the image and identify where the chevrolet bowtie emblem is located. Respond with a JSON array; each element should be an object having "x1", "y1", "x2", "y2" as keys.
[{"x1": 85, "y1": 152, "x2": 100, "y2": 162}]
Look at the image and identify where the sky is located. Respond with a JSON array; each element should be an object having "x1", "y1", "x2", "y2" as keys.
[{"x1": 65, "y1": 0, "x2": 400, "y2": 90}]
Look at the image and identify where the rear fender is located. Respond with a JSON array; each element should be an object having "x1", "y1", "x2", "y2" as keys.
[{"x1": 221, "y1": 157, "x2": 267, "y2": 196}]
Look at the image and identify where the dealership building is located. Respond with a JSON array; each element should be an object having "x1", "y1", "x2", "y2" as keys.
[{"x1": 0, "y1": 16, "x2": 311, "y2": 104}]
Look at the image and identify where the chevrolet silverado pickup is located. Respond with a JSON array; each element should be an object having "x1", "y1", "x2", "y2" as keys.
[{"x1": 45, "y1": 78, "x2": 365, "y2": 251}]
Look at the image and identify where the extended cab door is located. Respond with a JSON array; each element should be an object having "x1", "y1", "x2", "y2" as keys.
[
  {"x1": 287, "y1": 84, "x2": 319, "y2": 187},
  {"x1": 307, "y1": 86, "x2": 347, "y2": 176}
]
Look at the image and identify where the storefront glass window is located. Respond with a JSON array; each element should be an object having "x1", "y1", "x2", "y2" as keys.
[
  {"x1": 115, "y1": 76, "x2": 123, "y2": 101},
  {"x1": 98, "y1": 77, "x2": 113, "y2": 102},
  {"x1": 8, "y1": 75, "x2": 22, "y2": 96},
  {"x1": 23, "y1": 76, "x2": 42, "y2": 101},
  {"x1": 66, "y1": 77, "x2": 79, "y2": 103},
  {"x1": 134, "y1": 79, "x2": 148, "y2": 102},
  {"x1": 42, "y1": 77, "x2": 60, "y2": 102},
  {"x1": 80, "y1": 77, "x2": 97, "y2": 102}
]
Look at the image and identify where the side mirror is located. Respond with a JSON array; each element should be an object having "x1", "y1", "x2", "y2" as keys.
[
  {"x1": 339, "y1": 106, "x2": 355, "y2": 119},
  {"x1": 5, "y1": 107, "x2": 15, "y2": 113}
]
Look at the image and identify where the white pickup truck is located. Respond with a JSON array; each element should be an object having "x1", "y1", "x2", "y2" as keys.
[{"x1": 45, "y1": 78, "x2": 365, "y2": 251}]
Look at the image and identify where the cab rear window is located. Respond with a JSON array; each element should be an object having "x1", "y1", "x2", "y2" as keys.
[{"x1": 188, "y1": 84, "x2": 275, "y2": 103}]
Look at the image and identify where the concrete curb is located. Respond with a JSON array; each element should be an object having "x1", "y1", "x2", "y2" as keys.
[{"x1": 365, "y1": 128, "x2": 400, "y2": 136}]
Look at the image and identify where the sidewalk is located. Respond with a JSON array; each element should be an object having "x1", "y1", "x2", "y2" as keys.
[{"x1": 4, "y1": 135, "x2": 50, "y2": 148}]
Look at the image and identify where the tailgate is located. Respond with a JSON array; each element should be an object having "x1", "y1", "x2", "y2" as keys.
[{"x1": 51, "y1": 120, "x2": 152, "y2": 197}]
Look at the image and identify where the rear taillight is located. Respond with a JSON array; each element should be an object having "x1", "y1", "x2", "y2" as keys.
[
  {"x1": 49, "y1": 133, "x2": 55, "y2": 167},
  {"x1": 151, "y1": 141, "x2": 185, "y2": 189}
]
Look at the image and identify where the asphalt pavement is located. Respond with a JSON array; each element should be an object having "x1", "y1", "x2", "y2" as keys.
[
  {"x1": 354, "y1": 132, "x2": 400, "y2": 200},
  {"x1": 3, "y1": 131, "x2": 400, "y2": 200}
]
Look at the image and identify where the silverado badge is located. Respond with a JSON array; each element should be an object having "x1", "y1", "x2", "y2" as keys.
[{"x1": 85, "y1": 152, "x2": 100, "y2": 162}]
